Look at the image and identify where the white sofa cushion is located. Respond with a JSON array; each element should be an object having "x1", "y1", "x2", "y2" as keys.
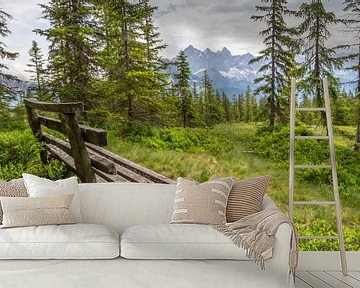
[
  {"x1": 121, "y1": 224, "x2": 272, "y2": 260},
  {"x1": 23, "y1": 174, "x2": 82, "y2": 222},
  {"x1": 0, "y1": 224, "x2": 119, "y2": 259}
]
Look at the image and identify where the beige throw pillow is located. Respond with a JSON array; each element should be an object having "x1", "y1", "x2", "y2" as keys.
[
  {"x1": 0, "y1": 178, "x2": 28, "y2": 224},
  {"x1": 226, "y1": 176, "x2": 271, "y2": 222},
  {"x1": 0, "y1": 194, "x2": 76, "y2": 228},
  {"x1": 171, "y1": 177, "x2": 234, "y2": 225}
]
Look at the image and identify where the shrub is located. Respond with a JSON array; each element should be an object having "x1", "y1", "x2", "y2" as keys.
[
  {"x1": 0, "y1": 129, "x2": 71, "y2": 181},
  {"x1": 120, "y1": 125, "x2": 233, "y2": 155}
]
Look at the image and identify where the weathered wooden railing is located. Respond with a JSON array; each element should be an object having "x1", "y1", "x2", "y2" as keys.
[{"x1": 24, "y1": 98, "x2": 174, "y2": 184}]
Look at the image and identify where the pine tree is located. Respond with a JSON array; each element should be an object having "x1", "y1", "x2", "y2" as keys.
[
  {"x1": 174, "y1": 50, "x2": 194, "y2": 127},
  {"x1": 37, "y1": 0, "x2": 98, "y2": 105},
  {"x1": 297, "y1": 0, "x2": 344, "y2": 115},
  {"x1": 238, "y1": 93, "x2": 245, "y2": 121},
  {"x1": 251, "y1": 94, "x2": 258, "y2": 122},
  {"x1": 245, "y1": 85, "x2": 253, "y2": 122},
  {"x1": 26, "y1": 40, "x2": 49, "y2": 101},
  {"x1": 338, "y1": 0, "x2": 360, "y2": 147},
  {"x1": 95, "y1": 0, "x2": 169, "y2": 125},
  {"x1": 202, "y1": 70, "x2": 216, "y2": 127},
  {"x1": 250, "y1": 0, "x2": 297, "y2": 126},
  {"x1": 222, "y1": 92, "x2": 232, "y2": 122},
  {"x1": 0, "y1": 9, "x2": 19, "y2": 108}
]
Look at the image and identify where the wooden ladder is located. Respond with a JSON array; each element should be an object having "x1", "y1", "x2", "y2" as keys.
[{"x1": 289, "y1": 77, "x2": 348, "y2": 276}]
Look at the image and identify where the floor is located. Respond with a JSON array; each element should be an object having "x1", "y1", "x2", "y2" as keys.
[{"x1": 296, "y1": 270, "x2": 360, "y2": 288}]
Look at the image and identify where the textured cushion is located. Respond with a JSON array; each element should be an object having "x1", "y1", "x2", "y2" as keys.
[
  {"x1": 121, "y1": 224, "x2": 272, "y2": 260},
  {"x1": 0, "y1": 194, "x2": 76, "y2": 228},
  {"x1": 171, "y1": 177, "x2": 234, "y2": 225},
  {"x1": 0, "y1": 178, "x2": 28, "y2": 224},
  {"x1": 0, "y1": 223, "x2": 119, "y2": 259},
  {"x1": 227, "y1": 176, "x2": 271, "y2": 222},
  {"x1": 23, "y1": 174, "x2": 82, "y2": 222}
]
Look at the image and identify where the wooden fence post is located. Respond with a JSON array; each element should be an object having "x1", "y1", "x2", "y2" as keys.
[
  {"x1": 60, "y1": 113, "x2": 96, "y2": 183},
  {"x1": 25, "y1": 106, "x2": 48, "y2": 164}
]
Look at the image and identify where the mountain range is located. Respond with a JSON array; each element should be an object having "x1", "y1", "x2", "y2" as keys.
[{"x1": 169, "y1": 45, "x2": 356, "y2": 97}]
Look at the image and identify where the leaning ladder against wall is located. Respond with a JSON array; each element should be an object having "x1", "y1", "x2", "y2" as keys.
[{"x1": 289, "y1": 78, "x2": 348, "y2": 275}]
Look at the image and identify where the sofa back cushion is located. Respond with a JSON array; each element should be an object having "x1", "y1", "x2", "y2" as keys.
[{"x1": 77, "y1": 183, "x2": 277, "y2": 236}]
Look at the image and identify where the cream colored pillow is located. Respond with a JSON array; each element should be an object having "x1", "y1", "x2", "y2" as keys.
[
  {"x1": 0, "y1": 194, "x2": 76, "y2": 228},
  {"x1": 171, "y1": 177, "x2": 234, "y2": 225}
]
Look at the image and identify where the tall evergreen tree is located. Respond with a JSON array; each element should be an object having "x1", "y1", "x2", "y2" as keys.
[
  {"x1": 245, "y1": 85, "x2": 253, "y2": 122},
  {"x1": 26, "y1": 40, "x2": 49, "y2": 100},
  {"x1": 338, "y1": 0, "x2": 360, "y2": 147},
  {"x1": 238, "y1": 93, "x2": 245, "y2": 121},
  {"x1": 250, "y1": 0, "x2": 297, "y2": 126},
  {"x1": 174, "y1": 50, "x2": 194, "y2": 127},
  {"x1": 37, "y1": 0, "x2": 98, "y2": 105},
  {"x1": 95, "y1": 0, "x2": 169, "y2": 125},
  {"x1": 0, "y1": 9, "x2": 18, "y2": 108},
  {"x1": 297, "y1": 0, "x2": 343, "y2": 114}
]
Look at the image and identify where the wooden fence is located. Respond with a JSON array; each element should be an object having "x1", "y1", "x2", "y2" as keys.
[{"x1": 24, "y1": 98, "x2": 174, "y2": 184}]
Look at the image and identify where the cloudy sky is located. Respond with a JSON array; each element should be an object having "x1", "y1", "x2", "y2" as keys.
[{"x1": 1, "y1": 0, "x2": 348, "y2": 81}]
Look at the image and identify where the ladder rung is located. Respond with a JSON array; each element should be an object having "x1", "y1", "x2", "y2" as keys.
[
  {"x1": 293, "y1": 201, "x2": 336, "y2": 205},
  {"x1": 296, "y1": 108, "x2": 326, "y2": 111},
  {"x1": 294, "y1": 136, "x2": 329, "y2": 140},
  {"x1": 298, "y1": 236, "x2": 338, "y2": 240},
  {"x1": 294, "y1": 165, "x2": 332, "y2": 169}
]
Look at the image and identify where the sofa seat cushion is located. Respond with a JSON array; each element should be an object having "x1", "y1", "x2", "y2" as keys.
[
  {"x1": 121, "y1": 224, "x2": 272, "y2": 260},
  {"x1": 0, "y1": 224, "x2": 119, "y2": 259}
]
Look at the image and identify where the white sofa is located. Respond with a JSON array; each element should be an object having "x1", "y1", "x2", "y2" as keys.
[{"x1": 0, "y1": 183, "x2": 294, "y2": 288}]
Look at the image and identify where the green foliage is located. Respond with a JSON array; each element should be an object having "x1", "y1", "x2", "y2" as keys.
[
  {"x1": 120, "y1": 125, "x2": 233, "y2": 155},
  {"x1": 295, "y1": 220, "x2": 360, "y2": 251},
  {"x1": 0, "y1": 129, "x2": 70, "y2": 181}
]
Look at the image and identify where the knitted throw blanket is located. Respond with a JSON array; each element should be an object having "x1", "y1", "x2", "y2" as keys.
[{"x1": 214, "y1": 209, "x2": 298, "y2": 277}]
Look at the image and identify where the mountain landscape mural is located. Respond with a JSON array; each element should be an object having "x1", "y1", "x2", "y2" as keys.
[{"x1": 169, "y1": 45, "x2": 357, "y2": 97}]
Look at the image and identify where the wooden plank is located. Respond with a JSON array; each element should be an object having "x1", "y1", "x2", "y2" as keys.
[
  {"x1": 326, "y1": 271, "x2": 360, "y2": 287},
  {"x1": 91, "y1": 155, "x2": 116, "y2": 175},
  {"x1": 295, "y1": 277, "x2": 313, "y2": 288},
  {"x1": 60, "y1": 113, "x2": 95, "y2": 183},
  {"x1": 297, "y1": 271, "x2": 333, "y2": 288},
  {"x1": 43, "y1": 133, "x2": 116, "y2": 174},
  {"x1": 39, "y1": 116, "x2": 108, "y2": 146},
  {"x1": 92, "y1": 167, "x2": 128, "y2": 183},
  {"x1": 310, "y1": 271, "x2": 353, "y2": 288},
  {"x1": 348, "y1": 272, "x2": 360, "y2": 282},
  {"x1": 95, "y1": 174, "x2": 108, "y2": 183},
  {"x1": 46, "y1": 144, "x2": 111, "y2": 184},
  {"x1": 114, "y1": 162, "x2": 151, "y2": 183},
  {"x1": 45, "y1": 144, "x2": 77, "y2": 174},
  {"x1": 24, "y1": 98, "x2": 84, "y2": 114},
  {"x1": 86, "y1": 142, "x2": 175, "y2": 184}
]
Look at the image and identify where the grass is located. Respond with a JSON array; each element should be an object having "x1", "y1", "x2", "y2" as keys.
[{"x1": 106, "y1": 122, "x2": 360, "y2": 251}]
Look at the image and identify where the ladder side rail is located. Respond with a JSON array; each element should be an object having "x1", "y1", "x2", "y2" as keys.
[
  {"x1": 289, "y1": 78, "x2": 296, "y2": 221},
  {"x1": 323, "y1": 78, "x2": 348, "y2": 276}
]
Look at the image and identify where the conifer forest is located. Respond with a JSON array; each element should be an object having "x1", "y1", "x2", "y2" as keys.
[{"x1": 0, "y1": 1, "x2": 359, "y2": 251}]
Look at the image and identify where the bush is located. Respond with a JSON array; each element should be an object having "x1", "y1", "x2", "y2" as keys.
[
  {"x1": 0, "y1": 129, "x2": 71, "y2": 181},
  {"x1": 120, "y1": 125, "x2": 233, "y2": 155}
]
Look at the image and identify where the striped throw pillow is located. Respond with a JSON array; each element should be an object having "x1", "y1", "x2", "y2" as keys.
[
  {"x1": 171, "y1": 177, "x2": 234, "y2": 225},
  {"x1": 226, "y1": 176, "x2": 271, "y2": 222}
]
